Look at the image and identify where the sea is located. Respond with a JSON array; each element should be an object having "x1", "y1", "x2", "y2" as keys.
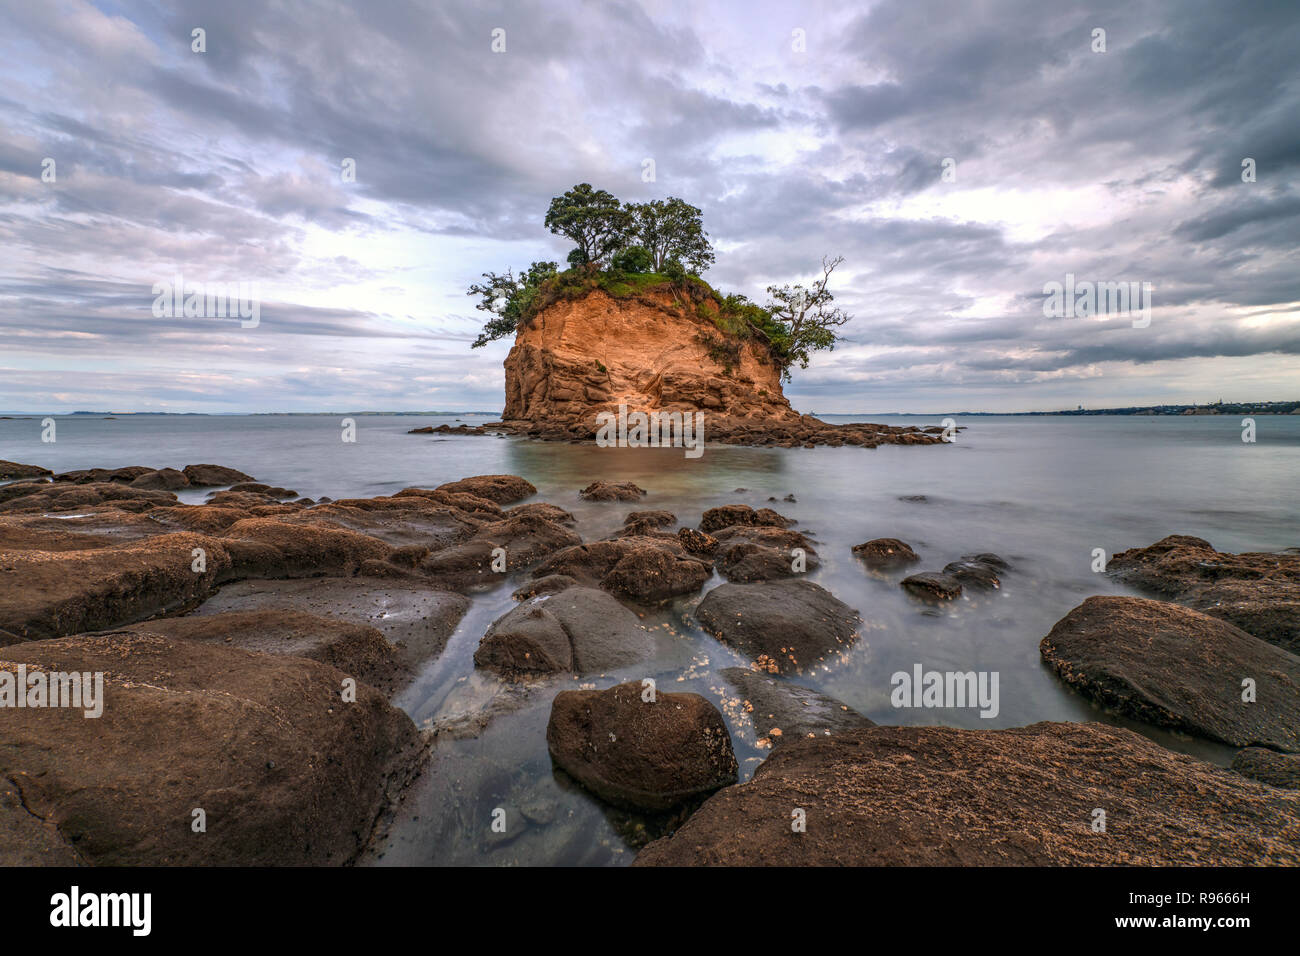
[{"x1": 2, "y1": 411, "x2": 1297, "y2": 865}]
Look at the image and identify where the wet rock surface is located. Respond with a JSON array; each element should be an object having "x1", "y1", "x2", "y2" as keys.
[
  {"x1": 635, "y1": 722, "x2": 1300, "y2": 865},
  {"x1": 434, "y1": 474, "x2": 536, "y2": 504},
  {"x1": 901, "y1": 571, "x2": 963, "y2": 601},
  {"x1": 699, "y1": 504, "x2": 791, "y2": 533},
  {"x1": 695, "y1": 580, "x2": 861, "y2": 675},
  {"x1": 721, "y1": 667, "x2": 874, "y2": 747},
  {"x1": 578, "y1": 481, "x2": 647, "y2": 502},
  {"x1": 1109, "y1": 535, "x2": 1300, "y2": 653},
  {"x1": 475, "y1": 586, "x2": 655, "y2": 676},
  {"x1": 852, "y1": 537, "x2": 919, "y2": 568},
  {"x1": 546, "y1": 680, "x2": 738, "y2": 811},
  {"x1": 1040, "y1": 595, "x2": 1300, "y2": 751},
  {"x1": 533, "y1": 537, "x2": 712, "y2": 603},
  {"x1": 713, "y1": 525, "x2": 819, "y2": 582},
  {"x1": 0, "y1": 460, "x2": 52, "y2": 480},
  {"x1": 0, "y1": 631, "x2": 422, "y2": 865}
]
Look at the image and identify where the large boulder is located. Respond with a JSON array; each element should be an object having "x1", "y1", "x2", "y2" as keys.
[
  {"x1": 851, "y1": 538, "x2": 919, "y2": 568},
  {"x1": 1040, "y1": 596, "x2": 1300, "y2": 751},
  {"x1": 417, "y1": 512, "x2": 582, "y2": 586},
  {"x1": 634, "y1": 722, "x2": 1300, "y2": 866},
  {"x1": 129, "y1": 467, "x2": 191, "y2": 490},
  {"x1": 712, "y1": 526, "x2": 819, "y2": 582},
  {"x1": 474, "y1": 587, "x2": 654, "y2": 676},
  {"x1": 695, "y1": 580, "x2": 860, "y2": 675},
  {"x1": 1108, "y1": 535, "x2": 1300, "y2": 653},
  {"x1": 0, "y1": 631, "x2": 422, "y2": 865},
  {"x1": 546, "y1": 680, "x2": 738, "y2": 811}
]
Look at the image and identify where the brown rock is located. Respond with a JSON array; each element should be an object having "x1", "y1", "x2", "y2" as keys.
[
  {"x1": 852, "y1": 537, "x2": 919, "y2": 567},
  {"x1": 1109, "y1": 535, "x2": 1300, "y2": 652},
  {"x1": 634, "y1": 722, "x2": 1300, "y2": 865},
  {"x1": 579, "y1": 481, "x2": 646, "y2": 502},
  {"x1": 0, "y1": 631, "x2": 421, "y2": 865},
  {"x1": 901, "y1": 571, "x2": 963, "y2": 601},
  {"x1": 181, "y1": 464, "x2": 255, "y2": 486},
  {"x1": 0, "y1": 461, "x2": 52, "y2": 480},
  {"x1": 1040, "y1": 595, "x2": 1300, "y2": 751},
  {"x1": 721, "y1": 667, "x2": 873, "y2": 747},
  {"x1": 1231, "y1": 747, "x2": 1300, "y2": 789},
  {"x1": 695, "y1": 580, "x2": 860, "y2": 675},
  {"x1": 534, "y1": 537, "x2": 711, "y2": 603},
  {"x1": 546, "y1": 680, "x2": 738, "y2": 811},
  {"x1": 129, "y1": 467, "x2": 191, "y2": 490},
  {"x1": 434, "y1": 474, "x2": 536, "y2": 504},
  {"x1": 699, "y1": 504, "x2": 791, "y2": 533}
]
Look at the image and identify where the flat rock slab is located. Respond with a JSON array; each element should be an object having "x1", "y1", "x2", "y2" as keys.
[
  {"x1": 634, "y1": 722, "x2": 1300, "y2": 866},
  {"x1": 475, "y1": 586, "x2": 655, "y2": 676},
  {"x1": 720, "y1": 667, "x2": 873, "y2": 747},
  {"x1": 194, "y1": 577, "x2": 468, "y2": 669},
  {"x1": 547, "y1": 680, "x2": 738, "y2": 811},
  {"x1": 1040, "y1": 595, "x2": 1300, "y2": 752},
  {"x1": 1109, "y1": 535, "x2": 1300, "y2": 653},
  {"x1": 0, "y1": 631, "x2": 421, "y2": 865},
  {"x1": 695, "y1": 580, "x2": 861, "y2": 675},
  {"x1": 132, "y1": 609, "x2": 409, "y2": 696}
]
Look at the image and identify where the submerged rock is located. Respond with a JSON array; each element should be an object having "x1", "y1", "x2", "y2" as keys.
[
  {"x1": 181, "y1": 463, "x2": 255, "y2": 487},
  {"x1": 1040, "y1": 595, "x2": 1300, "y2": 751},
  {"x1": 942, "y1": 559, "x2": 1002, "y2": 589},
  {"x1": 699, "y1": 504, "x2": 791, "y2": 533},
  {"x1": 546, "y1": 680, "x2": 738, "y2": 811},
  {"x1": 901, "y1": 571, "x2": 963, "y2": 601},
  {"x1": 721, "y1": 667, "x2": 873, "y2": 746},
  {"x1": 634, "y1": 722, "x2": 1300, "y2": 866},
  {"x1": 695, "y1": 580, "x2": 860, "y2": 675},
  {"x1": 0, "y1": 631, "x2": 422, "y2": 865}
]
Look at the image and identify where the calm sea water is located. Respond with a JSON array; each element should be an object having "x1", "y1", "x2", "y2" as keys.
[{"x1": 3, "y1": 412, "x2": 1297, "y2": 865}]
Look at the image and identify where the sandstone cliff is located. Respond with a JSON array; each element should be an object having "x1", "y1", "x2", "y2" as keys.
[{"x1": 497, "y1": 285, "x2": 943, "y2": 448}]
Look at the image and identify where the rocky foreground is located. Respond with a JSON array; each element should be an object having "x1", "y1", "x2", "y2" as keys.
[{"x1": 1, "y1": 462, "x2": 1297, "y2": 865}]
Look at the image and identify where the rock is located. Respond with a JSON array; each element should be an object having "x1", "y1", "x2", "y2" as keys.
[
  {"x1": 190, "y1": 577, "x2": 468, "y2": 670},
  {"x1": 0, "y1": 461, "x2": 51, "y2": 480},
  {"x1": 699, "y1": 504, "x2": 791, "y2": 533},
  {"x1": 512, "y1": 574, "x2": 579, "y2": 599},
  {"x1": 0, "y1": 533, "x2": 231, "y2": 640},
  {"x1": 578, "y1": 481, "x2": 646, "y2": 502},
  {"x1": 181, "y1": 463, "x2": 256, "y2": 486},
  {"x1": 227, "y1": 482, "x2": 298, "y2": 498},
  {"x1": 695, "y1": 580, "x2": 860, "y2": 675},
  {"x1": 505, "y1": 502, "x2": 575, "y2": 525},
  {"x1": 131, "y1": 609, "x2": 408, "y2": 695},
  {"x1": 623, "y1": 510, "x2": 675, "y2": 530},
  {"x1": 852, "y1": 538, "x2": 919, "y2": 567},
  {"x1": 434, "y1": 474, "x2": 536, "y2": 504},
  {"x1": 495, "y1": 286, "x2": 946, "y2": 449},
  {"x1": 942, "y1": 559, "x2": 1002, "y2": 589},
  {"x1": 220, "y1": 517, "x2": 391, "y2": 577},
  {"x1": 712, "y1": 525, "x2": 819, "y2": 582},
  {"x1": 1109, "y1": 535, "x2": 1300, "y2": 653},
  {"x1": 53, "y1": 466, "x2": 153, "y2": 485},
  {"x1": 901, "y1": 571, "x2": 963, "y2": 601},
  {"x1": 474, "y1": 587, "x2": 654, "y2": 676},
  {"x1": 1040, "y1": 596, "x2": 1300, "y2": 751},
  {"x1": 129, "y1": 467, "x2": 191, "y2": 490},
  {"x1": 963, "y1": 552, "x2": 1010, "y2": 569},
  {"x1": 677, "y1": 527, "x2": 718, "y2": 556},
  {"x1": 0, "y1": 481, "x2": 177, "y2": 515},
  {"x1": 1231, "y1": 747, "x2": 1300, "y2": 789},
  {"x1": 417, "y1": 513, "x2": 582, "y2": 586},
  {"x1": 546, "y1": 680, "x2": 738, "y2": 811},
  {"x1": 633, "y1": 722, "x2": 1300, "y2": 866},
  {"x1": 720, "y1": 667, "x2": 873, "y2": 747},
  {"x1": 533, "y1": 537, "x2": 712, "y2": 603},
  {"x1": 0, "y1": 631, "x2": 421, "y2": 865}
]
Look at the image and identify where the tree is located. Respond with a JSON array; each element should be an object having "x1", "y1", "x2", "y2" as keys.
[
  {"x1": 468, "y1": 260, "x2": 557, "y2": 348},
  {"x1": 755, "y1": 256, "x2": 852, "y2": 380},
  {"x1": 544, "y1": 184, "x2": 630, "y2": 268},
  {"x1": 627, "y1": 197, "x2": 714, "y2": 274},
  {"x1": 610, "y1": 245, "x2": 653, "y2": 274}
]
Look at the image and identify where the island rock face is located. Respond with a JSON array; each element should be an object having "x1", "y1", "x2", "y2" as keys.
[
  {"x1": 504, "y1": 288, "x2": 795, "y2": 433},
  {"x1": 498, "y1": 287, "x2": 944, "y2": 448}
]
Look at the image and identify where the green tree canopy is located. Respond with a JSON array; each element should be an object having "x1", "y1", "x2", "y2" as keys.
[
  {"x1": 626, "y1": 197, "x2": 715, "y2": 274},
  {"x1": 543, "y1": 184, "x2": 630, "y2": 268}
]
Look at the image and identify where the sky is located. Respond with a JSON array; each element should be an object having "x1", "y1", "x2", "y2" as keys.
[{"x1": 0, "y1": 0, "x2": 1297, "y2": 414}]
